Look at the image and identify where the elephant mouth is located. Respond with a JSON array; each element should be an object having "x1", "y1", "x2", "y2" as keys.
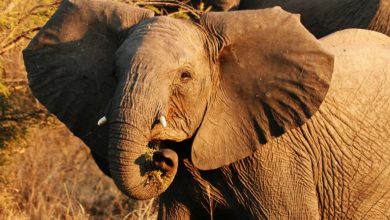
[
  {"x1": 146, "y1": 139, "x2": 189, "y2": 157},
  {"x1": 141, "y1": 138, "x2": 189, "y2": 186},
  {"x1": 146, "y1": 138, "x2": 191, "y2": 164}
]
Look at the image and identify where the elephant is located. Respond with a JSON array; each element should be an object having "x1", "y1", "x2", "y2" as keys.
[
  {"x1": 191, "y1": 0, "x2": 390, "y2": 37},
  {"x1": 23, "y1": 0, "x2": 390, "y2": 219}
]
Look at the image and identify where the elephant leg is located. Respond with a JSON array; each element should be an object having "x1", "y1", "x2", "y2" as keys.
[
  {"x1": 157, "y1": 165, "x2": 212, "y2": 220},
  {"x1": 158, "y1": 200, "x2": 191, "y2": 220}
]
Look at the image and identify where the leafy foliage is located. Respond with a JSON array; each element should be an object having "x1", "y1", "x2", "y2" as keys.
[
  {"x1": 128, "y1": 0, "x2": 212, "y2": 19},
  {"x1": 0, "y1": 81, "x2": 52, "y2": 150},
  {"x1": 0, "y1": 0, "x2": 59, "y2": 150}
]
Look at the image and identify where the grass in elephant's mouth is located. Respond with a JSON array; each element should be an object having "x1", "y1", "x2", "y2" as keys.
[
  {"x1": 145, "y1": 141, "x2": 160, "y2": 161},
  {"x1": 144, "y1": 140, "x2": 172, "y2": 188},
  {"x1": 144, "y1": 139, "x2": 190, "y2": 189},
  {"x1": 146, "y1": 140, "x2": 181, "y2": 156}
]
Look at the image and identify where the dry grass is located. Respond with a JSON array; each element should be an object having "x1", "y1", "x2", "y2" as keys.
[
  {"x1": 0, "y1": 124, "x2": 158, "y2": 220},
  {"x1": 0, "y1": 0, "x2": 206, "y2": 219}
]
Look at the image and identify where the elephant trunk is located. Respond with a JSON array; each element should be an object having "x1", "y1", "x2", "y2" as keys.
[{"x1": 108, "y1": 102, "x2": 178, "y2": 200}]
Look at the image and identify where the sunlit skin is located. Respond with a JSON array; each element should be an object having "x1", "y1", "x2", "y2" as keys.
[{"x1": 24, "y1": 0, "x2": 390, "y2": 219}]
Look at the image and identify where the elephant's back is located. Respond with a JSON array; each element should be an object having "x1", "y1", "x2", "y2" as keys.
[
  {"x1": 311, "y1": 29, "x2": 390, "y2": 218},
  {"x1": 319, "y1": 29, "x2": 390, "y2": 143},
  {"x1": 320, "y1": 28, "x2": 390, "y2": 46},
  {"x1": 320, "y1": 29, "x2": 390, "y2": 112}
]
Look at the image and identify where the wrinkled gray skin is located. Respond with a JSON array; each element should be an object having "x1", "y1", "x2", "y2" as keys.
[
  {"x1": 193, "y1": 0, "x2": 390, "y2": 37},
  {"x1": 23, "y1": 1, "x2": 390, "y2": 219}
]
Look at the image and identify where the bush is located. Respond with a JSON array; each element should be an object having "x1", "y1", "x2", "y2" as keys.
[{"x1": 0, "y1": 1, "x2": 209, "y2": 219}]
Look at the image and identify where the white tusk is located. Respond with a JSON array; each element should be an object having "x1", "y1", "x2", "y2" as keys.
[
  {"x1": 97, "y1": 116, "x2": 108, "y2": 126},
  {"x1": 160, "y1": 116, "x2": 167, "y2": 128}
]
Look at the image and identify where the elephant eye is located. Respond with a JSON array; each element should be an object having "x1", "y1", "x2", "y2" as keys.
[{"x1": 180, "y1": 71, "x2": 192, "y2": 82}]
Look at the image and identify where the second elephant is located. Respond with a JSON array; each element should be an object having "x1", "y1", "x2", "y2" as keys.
[{"x1": 194, "y1": 0, "x2": 390, "y2": 37}]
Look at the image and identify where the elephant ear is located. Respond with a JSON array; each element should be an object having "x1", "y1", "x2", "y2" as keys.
[
  {"x1": 192, "y1": 7, "x2": 334, "y2": 170},
  {"x1": 23, "y1": 0, "x2": 154, "y2": 166}
]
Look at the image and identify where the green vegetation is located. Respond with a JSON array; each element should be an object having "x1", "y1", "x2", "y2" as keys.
[
  {"x1": 0, "y1": 81, "x2": 51, "y2": 151},
  {"x1": 0, "y1": 0, "x2": 57, "y2": 150}
]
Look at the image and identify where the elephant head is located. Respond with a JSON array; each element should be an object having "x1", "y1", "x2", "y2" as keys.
[{"x1": 23, "y1": 0, "x2": 333, "y2": 200}]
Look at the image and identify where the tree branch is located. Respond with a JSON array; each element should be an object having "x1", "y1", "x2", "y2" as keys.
[
  {"x1": 16, "y1": 1, "x2": 61, "y2": 26},
  {"x1": 0, "y1": 27, "x2": 40, "y2": 55},
  {"x1": 0, "y1": 1, "x2": 60, "y2": 55},
  {"x1": 0, "y1": 110, "x2": 51, "y2": 123},
  {"x1": 130, "y1": 0, "x2": 203, "y2": 19}
]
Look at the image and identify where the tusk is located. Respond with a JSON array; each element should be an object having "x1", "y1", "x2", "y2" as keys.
[
  {"x1": 97, "y1": 116, "x2": 108, "y2": 126},
  {"x1": 160, "y1": 116, "x2": 167, "y2": 128}
]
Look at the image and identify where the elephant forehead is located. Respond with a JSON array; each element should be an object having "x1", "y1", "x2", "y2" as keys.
[
  {"x1": 118, "y1": 18, "x2": 206, "y2": 68},
  {"x1": 115, "y1": 18, "x2": 207, "y2": 77},
  {"x1": 129, "y1": 17, "x2": 204, "y2": 52}
]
